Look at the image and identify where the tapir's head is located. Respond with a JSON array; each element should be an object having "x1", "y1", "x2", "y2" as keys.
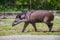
[{"x1": 12, "y1": 13, "x2": 27, "y2": 26}]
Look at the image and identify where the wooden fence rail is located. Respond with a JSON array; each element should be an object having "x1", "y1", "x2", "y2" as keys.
[
  {"x1": 0, "y1": 11, "x2": 60, "y2": 19},
  {"x1": 0, "y1": 12, "x2": 21, "y2": 19}
]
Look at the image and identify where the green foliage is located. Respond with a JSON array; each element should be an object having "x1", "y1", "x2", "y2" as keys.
[{"x1": 0, "y1": 0, "x2": 60, "y2": 11}]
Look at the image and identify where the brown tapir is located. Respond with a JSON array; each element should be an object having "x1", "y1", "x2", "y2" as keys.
[{"x1": 12, "y1": 10, "x2": 54, "y2": 32}]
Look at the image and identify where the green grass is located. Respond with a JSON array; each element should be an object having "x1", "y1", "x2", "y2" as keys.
[{"x1": 0, "y1": 16, "x2": 60, "y2": 36}]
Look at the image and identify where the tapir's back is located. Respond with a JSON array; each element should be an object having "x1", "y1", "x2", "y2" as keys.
[{"x1": 29, "y1": 10, "x2": 54, "y2": 22}]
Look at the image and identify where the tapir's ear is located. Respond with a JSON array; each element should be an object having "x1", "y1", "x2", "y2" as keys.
[{"x1": 21, "y1": 15, "x2": 25, "y2": 18}]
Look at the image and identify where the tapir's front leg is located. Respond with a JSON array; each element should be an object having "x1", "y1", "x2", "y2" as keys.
[
  {"x1": 31, "y1": 23, "x2": 37, "y2": 32},
  {"x1": 22, "y1": 22, "x2": 29, "y2": 32}
]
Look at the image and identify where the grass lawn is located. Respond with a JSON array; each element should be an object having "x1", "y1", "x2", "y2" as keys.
[{"x1": 0, "y1": 16, "x2": 60, "y2": 36}]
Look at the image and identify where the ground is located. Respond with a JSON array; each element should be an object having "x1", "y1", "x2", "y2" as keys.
[
  {"x1": 0, "y1": 35, "x2": 60, "y2": 40},
  {"x1": 0, "y1": 14, "x2": 60, "y2": 36}
]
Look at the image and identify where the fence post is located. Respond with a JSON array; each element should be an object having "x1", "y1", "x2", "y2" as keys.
[{"x1": 30, "y1": 0, "x2": 32, "y2": 10}]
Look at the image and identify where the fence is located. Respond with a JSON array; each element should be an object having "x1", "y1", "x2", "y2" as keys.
[
  {"x1": 0, "y1": 12, "x2": 21, "y2": 19},
  {"x1": 0, "y1": 11, "x2": 60, "y2": 19}
]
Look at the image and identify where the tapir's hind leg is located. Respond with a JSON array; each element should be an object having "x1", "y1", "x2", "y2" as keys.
[
  {"x1": 43, "y1": 16, "x2": 53, "y2": 32},
  {"x1": 47, "y1": 23, "x2": 53, "y2": 32}
]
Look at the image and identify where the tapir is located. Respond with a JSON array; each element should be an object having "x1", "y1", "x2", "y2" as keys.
[{"x1": 12, "y1": 10, "x2": 54, "y2": 32}]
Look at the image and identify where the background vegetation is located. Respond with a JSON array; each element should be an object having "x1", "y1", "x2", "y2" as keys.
[{"x1": 0, "y1": 0, "x2": 60, "y2": 12}]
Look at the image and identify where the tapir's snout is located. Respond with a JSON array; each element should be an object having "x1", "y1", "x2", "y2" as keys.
[
  {"x1": 12, "y1": 23, "x2": 16, "y2": 26},
  {"x1": 12, "y1": 18, "x2": 21, "y2": 27},
  {"x1": 12, "y1": 20, "x2": 21, "y2": 26}
]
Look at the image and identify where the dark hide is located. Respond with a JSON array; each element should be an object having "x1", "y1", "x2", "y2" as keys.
[{"x1": 12, "y1": 10, "x2": 54, "y2": 32}]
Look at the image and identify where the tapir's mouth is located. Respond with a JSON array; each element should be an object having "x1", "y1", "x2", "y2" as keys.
[
  {"x1": 12, "y1": 23, "x2": 17, "y2": 26},
  {"x1": 12, "y1": 24, "x2": 15, "y2": 26}
]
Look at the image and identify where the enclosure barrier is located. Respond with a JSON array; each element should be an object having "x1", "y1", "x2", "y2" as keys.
[
  {"x1": 0, "y1": 11, "x2": 60, "y2": 19},
  {"x1": 0, "y1": 12, "x2": 22, "y2": 19}
]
